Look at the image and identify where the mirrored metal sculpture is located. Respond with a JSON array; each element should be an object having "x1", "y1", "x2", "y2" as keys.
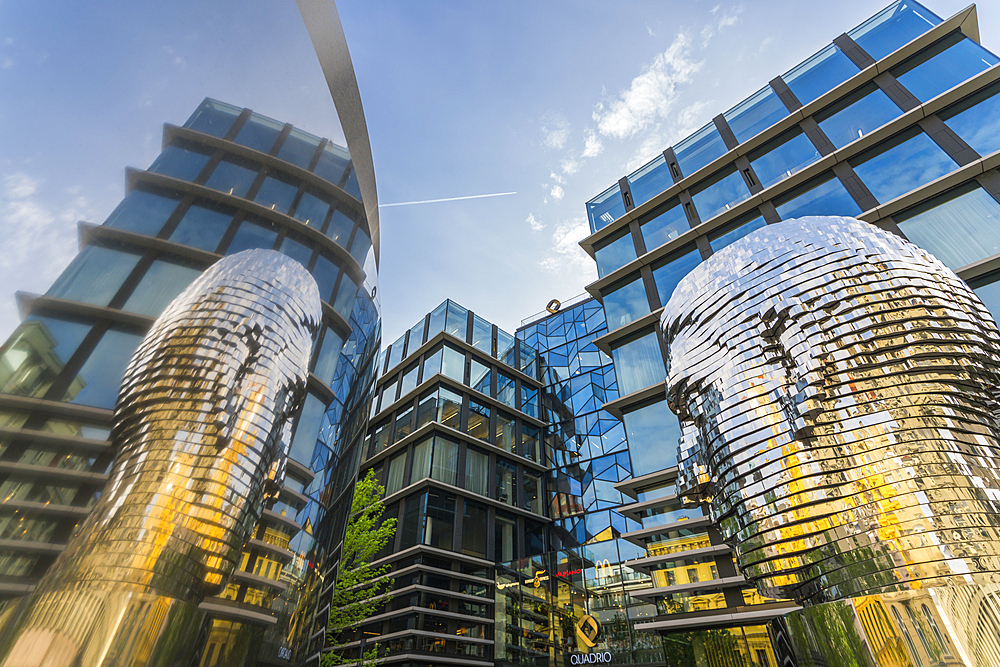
[
  {"x1": 662, "y1": 217, "x2": 1000, "y2": 666},
  {"x1": 0, "y1": 250, "x2": 321, "y2": 667}
]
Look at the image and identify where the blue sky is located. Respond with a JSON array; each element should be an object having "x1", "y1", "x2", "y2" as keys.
[{"x1": 1, "y1": 1, "x2": 995, "y2": 345}]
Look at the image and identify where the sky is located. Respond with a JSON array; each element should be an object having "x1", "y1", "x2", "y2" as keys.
[{"x1": 1, "y1": 0, "x2": 997, "y2": 346}]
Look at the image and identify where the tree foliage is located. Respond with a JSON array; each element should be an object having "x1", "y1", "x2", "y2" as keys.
[{"x1": 323, "y1": 468, "x2": 397, "y2": 666}]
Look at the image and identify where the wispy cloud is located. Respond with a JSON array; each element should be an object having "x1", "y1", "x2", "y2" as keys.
[
  {"x1": 550, "y1": 185, "x2": 564, "y2": 201},
  {"x1": 560, "y1": 157, "x2": 580, "y2": 175},
  {"x1": 582, "y1": 129, "x2": 603, "y2": 158},
  {"x1": 526, "y1": 213, "x2": 545, "y2": 232},
  {"x1": 541, "y1": 113, "x2": 570, "y2": 150},
  {"x1": 703, "y1": 4, "x2": 745, "y2": 46},
  {"x1": 379, "y1": 191, "x2": 516, "y2": 207},
  {"x1": 592, "y1": 33, "x2": 702, "y2": 140},
  {"x1": 541, "y1": 217, "x2": 591, "y2": 273}
]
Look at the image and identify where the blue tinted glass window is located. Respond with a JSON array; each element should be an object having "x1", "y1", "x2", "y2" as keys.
[
  {"x1": 104, "y1": 189, "x2": 179, "y2": 236},
  {"x1": 311, "y1": 254, "x2": 339, "y2": 302},
  {"x1": 972, "y1": 274, "x2": 1000, "y2": 324},
  {"x1": 66, "y1": 329, "x2": 143, "y2": 409},
  {"x1": 225, "y1": 218, "x2": 278, "y2": 254},
  {"x1": 47, "y1": 245, "x2": 140, "y2": 306},
  {"x1": 333, "y1": 275, "x2": 358, "y2": 320},
  {"x1": 595, "y1": 229, "x2": 637, "y2": 279},
  {"x1": 690, "y1": 168, "x2": 750, "y2": 222},
  {"x1": 445, "y1": 301, "x2": 468, "y2": 339},
  {"x1": 623, "y1": 400, "x2": 681, "y2": 476},
  {"x1": 386, "y1": 333, "x2": 405, "y2": 372},
  {"x1": 326, "y1": 209, "x2": 354, "y2": 246},
  {"x1": 852, "y1": 131, "x2": 956, "y2": 203},
  {"x1": 723, "y1": 86, "x2": 787, "y2": 144},
  {"x1": 184, "y1": 99, "x2": 241, "y2": 138},
  {"x1": 849, "y1": 1, "x2": 941, "y2": 61},
  {"x1": 314, "y1": 143, "x2": 350, "y2": 185},
  {"x1": 148, "y1": 145, "x2": 210, "y2": 182},
  {"x1": 279, "y1": 235, "x2": 313, "y2": 268},
  {"x1": 611, "y1": 332, "x2": 664, "y2": 396},
  {"x1": 521, "y1": 386, "x2": 538, "y2": 419},
  {"x1": 640, "y1": 202, "x2": 688, "y2": 252},
  {"x1": 342, "y1": 167, "x2": 362, "y2": 200},
  {"x1": 169, "y1": 204, "x2": 233, "y2": 253},
  {"x1": 673, "y1": 123, "x2": 727, "y2": 178},
  {"x1": 896, "y1": 185, "x2": 1000, "y2": 270},
  {"x1": 817, "y1": 86, "x2": 902, "y2": 149},
  {"x1": 627, "y1": 155, "x2": 671, "y2": 208},
  {"x1": 749, "y1": 131, "x2": 821, "y2": 189},
  {"x1": 709, "y1": 215, "x2": 766, "y2": 252},
  {"x1": 277, "y1": 127, "x2": 320, "y2": 169},
  {"x1": 942, "y1": 85, "x2": 1000, "y2": 157},
  {"x1": 602, "y1": 276, "x2": 649, "y2": 331},
  {"x1": 313, "y1": 328, "x2": 343, "y2": 387},
  {"x1": 350, "y1": 227, "x2": 371, "y2": 266},
  {"x1": 652, "y1": 247, "x2": 701, "y2": 307},
  {"x1": 289, "y1": 392, "x2": 325, "y2": 464},
  {"x1": 123, "y1": 258, "x2": 202, "y2": 317},
  {"x1": 587, "y1": 184, "x2": 626, "y2": 233},
  {"x1": 0, "y1": 317, "x2": 91, "y2": 397},
  {"x1": 783, "y1": 44, "x2": 859, "y2": 106},
  {"x1": 233, "y1": 114, "x2": 284, "y2": 153},
  {"x1": 895, "y1": 36, "x2": 998, "y2": 103},
  {"x1": 775, "y1": 174, "x2": 862, "y2": 219},
  {"x1": 470, "y1": 358, "x2": 491, "y2": 395},
  {"x1": 293, "y1": 191, "x2": 331, "y2": 228},
  {"x1": 254, "y1": 176, "x2": 298, "y2": 214},
  {"x1": 471, "y1": 315, "x2": 492, "y2": 355},
  {"x1": 206, "y1": 160, "x2": 259, "y2": 199}
]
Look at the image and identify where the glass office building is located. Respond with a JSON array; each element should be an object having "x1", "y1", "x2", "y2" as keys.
[{"x1": 0, "y1": 98, "x2": 381, "y2": 667}]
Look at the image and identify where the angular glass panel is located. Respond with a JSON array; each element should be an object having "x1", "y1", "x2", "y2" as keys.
[
  {"x1": 602, "y1": 275, "x2": 650, "y2": 331},
  {"x1": 471, "y1": 315, "x2": 492, "y2": 355},
  {"x1": 723, "y1": 86, "x2": 788, "y2": 144},
  {"x1": 464, "y1": 450, "x2": 489, "y2": 497},
  {"x1": 292, "y1": 191, "x2": 331, "y2": 228},
  {"x1": 445, "y1": 301, "x2": 468, "y2": 340},
  {"x1": 148, "y1": 145, "x2": 210, "y2": 182},
  {"x1": 104, "y1": 189, "x2": 179, "y2": 236},
  {"x1": 470, "y1": 358, "x2": 491, "y2": 395},
  {"x1": 254, "y1": 176, "x2": 298, "y2": 214},
  {"x1": 496, "y1": 411, "x2": 516, "y2": 453},
  {"x1": 0, "y1": 317, "x2": 91, "y2": 398},
  {"x1": 849, "y1": 1, "x2": 941, "y2": 61},
  {"x1": 523, "y1": 471, "x2": 543, "y2": 515},
  {"x1": 851, "y1": 130, "x2": 956, "y2": 203},
  {"x1": 749, "y1": 131, "x2": 821, "y2": 189},
  {"x1": 277, "y1": 127, "x2": 321, "y2": 169},
  {"x1": 623, "y1": 400, "x2": 682, "y2": 477},
  {"x1": 896, "y1": 184, "x2": 1000, "y2": 270},
  {"x1": 233, "y1": 113, "x2": 284, "y2": 153},
  {"x1": 205, "y1": 159, "x2": 258, "y2": 198},
  {"x1": 652, "y1": 246, "x2": 701, "y2": 307},
  {"x1": 782, "y1": 44, "x2": 859, "y2": 106},
  {"x1": 184, "y1": 99, "x2": 241, "y2": 138},
  {"x1": 431, "y1": 436, "x2": 459, "y2": 485},
  {"x1": 673, "y1": 123, "x2": 727, "y2": 178},
  {"x1": 774, "y1": 173, "x2": 861, "y2": 219},
  {"x1": 611, "y1": 332, "x2": 664, "y2": 396},
  {"x1": 224, "y1": 217, "x2": 278, "y2": 254},
  {"x1": 894, "y1": 35, "x2": 998, "y2": 103},
  {"x1": 313, "y1": 328, "x2": 343, "y2": 387},
  {"x1": 595, "y1": 228, "x2": 637, "y2": 279},
  {"x1": 708, "y1": 215, "x2": 766, "y2": 252},
  {"x1": 122, "y1": 258, "x2": 202, "y2": 317},
  {"x1": 941, "y1": 83, "x2": 1000, "y2": 157},
  {"x1": 496, "y1": 460, "x2": 517, "y2": 506},
  {"x1": 325, "y1": 209, "x2": 354, "y2": 246},
  {"x1": 521, "y1": 386, "x2": 538, "y2": 419},
  {"x1": 66, "y1": 329, "x2": 144, "y2": 409},
  {"x1": 399, "y1": 363, "x2": 419, "y2": 399},
  {"x1": 467, "y1": 398, "x2": 490, "y2": 442},
  {"x1": 627, "y1": 155, "x2": 671, "y2": 208},
  {"x1": 314, "y1": 143, "x2": 350, "y2": 186},
  {"x1": 690, "y1": 168, "x2": 750, "y2": 222},
  {"x1": 349, "y1": 226, "x2": 371, "y2": 266},
  {"x1": 586, "y1": 184, "x2": 626, "y2": 233},
  {"x1": 497, "y1": 373, "x2": 516, "y2": 408},
  {"x1": 310, "y1": 254, "x2": 339, "y2": 302},
  {"x1": 169, "y1": 204, "x2": 234, "y2": 253},
  {"x1": 333, "y1": 274, "x2": 358, "y2": 320},
  {"x1": 279, "y1": 235, "x2": 313, "y2": 268},
  {"x1": 816, "y1": 85, "x2": 902, "y2": 149},
  {"x1": 47, "y1": 245, "x2": 140, "y2": 306},
  {"x1": 639, "y1": 201, "x2": 688, "y2": 252}
]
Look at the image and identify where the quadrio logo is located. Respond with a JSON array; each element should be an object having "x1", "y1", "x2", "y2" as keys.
[{"x1": 575, "y1": 614, "x2": 601, "y2": 647}]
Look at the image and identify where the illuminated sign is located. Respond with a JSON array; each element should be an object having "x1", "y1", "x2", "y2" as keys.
[
  {"x1": 570, "y1": 653, "x2": 613, "y2": 665},
  {"x1": 555, "y1": 568, "x2": 581, "y2": 577},
  {"x1": 576, "y1": 614, "x2": 600, "y2": 647},
  {"x1": 595, "y1": 559, "x2": 613, "y2": 579}
]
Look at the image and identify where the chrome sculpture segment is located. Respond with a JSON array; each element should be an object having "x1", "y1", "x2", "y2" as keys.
[
  {"x1": 660, "y1": 217, "x2": 1000, "y2": 605},
  {"x1": 0, "y1": 250, "x2": 322, "y2": 667}
]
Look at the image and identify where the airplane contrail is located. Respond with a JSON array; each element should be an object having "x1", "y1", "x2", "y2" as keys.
[{"x1": 379, "y1": 191, "x2": 517, "y2": 207}]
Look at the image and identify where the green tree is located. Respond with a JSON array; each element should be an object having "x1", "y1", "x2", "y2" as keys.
[{"x1": 323, "y1": 468, "x2": 397, "y2": 666}]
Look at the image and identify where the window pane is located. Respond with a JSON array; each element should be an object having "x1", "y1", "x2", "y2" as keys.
[
  {"x1": 148, "y1": 145, "x2": 210, "y2": 182},
  {"x1": 849, "y1": 1, "x2": 941, "y2": 61},
  {"x1": 314, "y1": 143, "x2": 350, "y2": 185},
  {"x1": 325, "y1": 209, "x2": 354, "y2": 246},
  {"x1": 293, "y1": 191, "x2": 331, "y2": 228},
  {"x1": 277, "y1": 127, "x2": 321, "y2": 169},
  {"x1": 461, "y1": 500, "x2": 489, "y2": 557},
  {"x1": 333, "y1": 275, "x2": 358, "y2": 320},
  {"x1": 782, "y1": 44, "x2": 858, "y2": 106},
  {"x1": 169, "y1": 204, "x2": 233, "y2": 253},
  {"x1": 497, "y1": 329, "x2": 514, "y2": 364},
  {"x1": 496, "y1": 460, "x2": 516, "y2": 506},
  {"x1": 399, "y1": 363, "x2": 419, "y2": 399},
  {"x1": 467, "y1": 399, "x2": 490, "y2": 442},
  {"x1": 602, "y1": 276, "x2": 650, "y2": 331},
  {"x1": 343, "y1": 167, "x2": 362, "y2": 200},
  {"x1": 411, "y1": 438, "x2": 432, "y2": 483},
  {"x1": 495, "y1": 512, "x2": 518, "y2": 561},
  {"x1": 104, "y1": 189, "x2": 179, "y2": 236},
  {"x1": 279, "y1": 235, "x2": 313, "y2": 268},
  {"x1": 816, "y1": 86, "x2": 902, "y2": 149},
  {"x1": 310, "y1": 254, "x2": 339, "y2": 302},
  {"x1": 255, "y1": 176, "x2": 299, "y2": 214},
  {"x1": 424, "y1": 491, "x2": 455, "y2": 550},
  {"x1": 775, "y1": 174, "x2": 861, "y2": 219},
  {"x1": 47, "y1": 245, "x2": 140, "y2": 306},
  {"x1": 627, "y1": 155, "x2": 671, "y2": 208},
  {"x1": 895, "y1": 35, "x2": 998, "y2": 103},
  {"x1": 748, "y1": 131, "x2": 821, "y2": 190},
  {"x1": 386, "y1": 333, "x2": 405, "y2": 373},
  {"x1": 233, "y1": 114, "x2": 283, "y2": 153},
  {"x1": 587, "y1": 184, "x2": 625, "y2": 233},
  {"x1": 497, "y1": 373, "x2": 516, "y2": 408},
  {"x1": 496, "y1": 411, "x2": 516, "y2": 453},
  {"x1": 349, "y1": 227, "x2": 371, "y2": 266},
  {"x1": 521, "y1": 425, "x2": 541, "y2": 463},
  {"x1": 471, "y1": 315, "x2": 492, "y2": 355},
  {"x1": 520, "y1": 386, "x2": 538, "y2": 419},
  {"x1": 942, "y1": 84, "x2": 1000, "y2": 157},
  {"x1": 708, "y1": 216, "x2": 766, "y2": 253},
  {"x1": 470, "y1": 359, "x2": 491, "y2": 395},
  {"x1": 438, "y1": 387, "x2": 462, "y2": 429},
  {"x1": 205, "y1": 160, "x2": 258, "y2": 198},
  {"x1": 673, "y1": 123, "x2": 727, "y2": 178},
  {"x1": 896, "y1": 185, "x2": 1000, "y2": 270},
  {"x1": 464, "y1": 449, "x2": 489, "y2": 497},
  {"x1": 595, "y1": 229, "x2": 637, "y2": 279},
  {"x1": 725, "y1": 86, "x2": 788, "y2": 144},
  {"x1": 690, "y1": 168, "x2": 750, "y2": 222},
  {"x1": 652, "y1": 247, "x2": 701, "y2": 307},
  {"x1": 394, "y1": 407, "x2": 413, "y2": 444},
  {"x1": 66, "y1": 329, "x2": 144, "y2": 409},
  {"x1": 122, "y1": 258, "x2": 203, "y2": 317},
  {"x1": 184, "y1": 99, "x2": 241, "y2": 138},
  {"x1": 386, "y1": 453, "x2": 406, "y2": 496},
  {"x1": 611, "y1": 333, "x2": 664, "y2": 396},
  {"x1": 640, "y1": 202, "x2": 688, "y2": 253},
  {"x1": 408, "y1": 318, "x2": 427, "y2": 357},
  {"x1": 0, "y1": 317, "x2": 91, "y2": 398},
  {"x1": 313, "y1": 328, "x2": 343, "y2": 387},
  {"x1": 225, "y1": 217, "x2": 278, "y2": 255},
  {"x1": 445, "y1": 301, "x2": 468, "y2": 339},
  {"x1": 852, "y1": 131, "x2": 956, "y2": 203},
  {"x1": 623, "y1": 400, "x2": 681, "y2": 477},
  {"x1": 430, "y1": 436, "x2": 459, "y2": 486}
]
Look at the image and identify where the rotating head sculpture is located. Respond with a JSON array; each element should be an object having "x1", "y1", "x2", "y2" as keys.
[
  {"x1": 0, "y1": 249, "x2": 322, "y2": 667},
  {"x1": 661, "y1": 217, "x2": 1000, "y2": 605}
]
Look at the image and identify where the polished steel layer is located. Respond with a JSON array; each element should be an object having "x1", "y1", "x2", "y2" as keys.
[
  {"x1": 661, "y1": 217, "x2": 1000, "y2": 605},
  {"x1": 0, "y1": 250, "x2": 321, "y2": 667}
]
